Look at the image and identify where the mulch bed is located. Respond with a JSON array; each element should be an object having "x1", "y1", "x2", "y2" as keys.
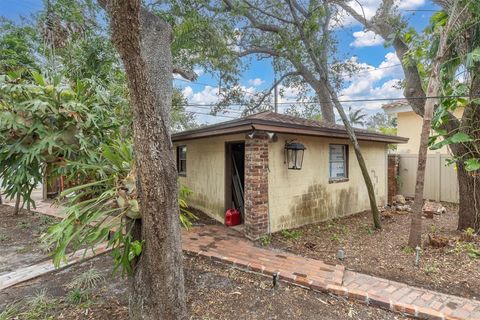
[
  {"x1": 0, "y1": 205, "x2": 406, "y2": 319},
  {"x1": 262, "y1": 201, "x2": 480, "y2": 300},
  {"x1": 0, "y1": 254, "x2": 407, "y2": 320},
  {"x1": 0, "y1": 204, "x2": 56, "y2": 275}
]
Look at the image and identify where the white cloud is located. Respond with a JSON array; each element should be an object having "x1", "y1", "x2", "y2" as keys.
[
  {"x1": 339, "y1": 52, "x2": 403, "y2": 110},
  {"x1": 398, "y1": 0, "x2": 425, "y2": 10},
  {"x1": 350, "y1": 30, "x2": 384, "y2": 47},
  {"x1": 193, "y1": 67, "x2": 204, "y2": 77},
  {"x1": 182, "y1": 84, "x2": 257, "y2": 106},
  {"x1": 248, "y1": 78, "x2": 264, "y2": 86}
]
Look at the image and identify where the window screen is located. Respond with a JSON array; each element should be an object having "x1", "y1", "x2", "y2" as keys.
[
  {"x1": 177, "y1": 145, "x2": 187, "y2": 175},
  {"x1": 329, "y1": 145, "x2": 347, "y2": 179}
]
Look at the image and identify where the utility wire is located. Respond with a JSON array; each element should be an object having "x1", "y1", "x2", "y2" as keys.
[{"x1": 174, "y1": 94, "x2": 479, "y2": 109}]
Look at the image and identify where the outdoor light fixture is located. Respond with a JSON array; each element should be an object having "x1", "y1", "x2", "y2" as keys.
[{"x1": 284, "y1": 140, "x2": 306, "y2": 170}]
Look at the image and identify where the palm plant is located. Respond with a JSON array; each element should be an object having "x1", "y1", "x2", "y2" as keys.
[
  {"x1": 347, "y1": 106, "x2": 367, "y2": 126},
  {"x1": 43, "y1": 139, "x2": 196, "y2": 275}
]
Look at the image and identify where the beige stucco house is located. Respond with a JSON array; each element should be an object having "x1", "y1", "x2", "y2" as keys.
[
  {"x1": 382, "y1": 101, "x2": 461, "y2": 203},
  {"x1": 172, "y1": 112, "x2": 407, "y2": 239},
  {"x1": 382, "y1": 100, "x2": 464, "y2": 154}
]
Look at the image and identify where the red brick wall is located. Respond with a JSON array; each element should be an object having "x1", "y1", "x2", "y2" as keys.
[
  {"x1": 387, "y1": 154, "x2": 399, "y2": 205},
  {"x1": 244, "y1": 132, "x2": 269, "y2": 240}
]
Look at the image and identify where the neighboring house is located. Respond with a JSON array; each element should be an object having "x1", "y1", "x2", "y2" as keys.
[
  {"x1": 382, "y1": 101, "x2": 461, "y2": 203},
  {"x1": 172, "y1": 112, "x2": 407, "y2": 239},
  {"x1": 382, "y1": 100, "x2": 464, "y2": 154}
]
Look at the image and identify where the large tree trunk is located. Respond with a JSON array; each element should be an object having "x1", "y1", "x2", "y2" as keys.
[
  {"x1": 14, "y1": 193, "x2": 21, "y2": 215},
  {"x1": 317, "y1": 82, "x2": 336, "y2": 123},
  {"x1": 456, "y1": 161, "x2": 480, "y2": 230},
  {"x1": 105, "y1": 1, "x2": 187, "y2": 319}
]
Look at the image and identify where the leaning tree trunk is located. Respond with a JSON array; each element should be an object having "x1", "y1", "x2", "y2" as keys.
[
  {"x1": 323, "y1": 82, "x2": 382, "y2": 229},
  {"x1": 317, "y1": 82, "x2": 336, "y2": 123},
  {"x1": 408, "y1": 13, "x2": 451, "y2": 247},
  {"x1": 105, "y1": 1, "x2": 187, "y2": 319}
]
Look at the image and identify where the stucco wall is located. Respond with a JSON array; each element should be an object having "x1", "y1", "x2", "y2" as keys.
[
  {"x1": 268, "y1": 134, "x2": 388, "y2": 232},
  {"x1": 175, "y1": 132, "x2": 389, "y2": 233},
  {"x1": 174, "y1": 133, "x2": 245, "y2": 222},
  {"x1": 397, "y1": 109, "x2": 463, "y2": 154}
]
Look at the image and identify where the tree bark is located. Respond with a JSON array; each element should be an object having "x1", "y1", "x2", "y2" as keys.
[
  {"x1": 105, "y1": 0, "x2": 187, "y2": 319},
  {"x1": 408, "y1": 5, "x2": 453, "y2": 247},
  {"x1": 456, "y1": 159, "x2": 480, "y2": 230},
  {"x1": 14, "y1": 193, "x2": 21, "y2": 215},
  {"x1": 316, "y1": 82, "x2": 336, "y2": 123}
]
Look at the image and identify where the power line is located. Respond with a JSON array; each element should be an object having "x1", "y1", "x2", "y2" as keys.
[{"x1": 175, "y1": 94, "x2": 479, "y2": 108}]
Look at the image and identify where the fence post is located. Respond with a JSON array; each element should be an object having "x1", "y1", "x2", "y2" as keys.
[{"x1": 437, "y1": 152, "x2": 442, "y2": 202}]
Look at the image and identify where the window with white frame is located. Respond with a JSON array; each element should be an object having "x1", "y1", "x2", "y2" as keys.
[{"x1": 329, "y1": 144, "x2": 348, "y2": 179}]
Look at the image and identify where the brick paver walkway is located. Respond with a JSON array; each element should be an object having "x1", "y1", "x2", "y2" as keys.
[{"x1": 3, "y1": 197, "x2": 480, "y2": 319}]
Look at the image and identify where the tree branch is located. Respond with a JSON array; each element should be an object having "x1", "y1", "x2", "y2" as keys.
[
  {"x1": 222, "y1": 0, "x2": 281, "y2": 33},
  {"x1": 172, "y1": 66, "x2": 197, "y2": 81},
  {"x1": 251, "y1": 71, "x2": 300, "y2": 109}
]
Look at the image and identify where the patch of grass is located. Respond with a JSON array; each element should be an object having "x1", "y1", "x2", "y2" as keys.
[
  {"x1": 0, "y1": 291, "x2": 57, "y2": 319},
  {"x1": 423, "y1": 262, "x2": 439, "y2": 275},
  {"x1": 464, "y1": 243, "x2": 480, "y2": 259},
  {"x1": 39, "y1": 215, "x2": 54, "y2": 225},
  {"x1": 280, "y1": 229, "x2": 302, "y2": 241},
  {"x1": 0, "y1": 304, "x2": 18, "y2": 320},
  {"x1": 259, "y1": 235, "x2": 272, "y2": 246},
  {"x1": 361, "y1": 224, "x2": 373, "y2": 235},
  {"x1": 330, "y1": 233, "x2": 341, "y2": 243},
  {"x1": 0, "y1": 233, "x2": 9, "y2": 242},
  {"x1": 66, "y1": 268, "x2": 104, "y2": 291},
  {"x1": 23, "y1": 290, "x2": 57, "y2": 319},
  {"x1": 326, "y1": 219, "x2": 337, "y2": 229},
  {"x1": 17, "y1": 220, "x2": 31, "y2": 230},
  {"x1": 462, "y1": 227, "x2": 476, "y2": 242},
  {"x1": 402, "y1": 246, "x2": 415, "y2": 255},
  {"x1": 66, "y1": 288, "x2": 91, "y2": 305}
]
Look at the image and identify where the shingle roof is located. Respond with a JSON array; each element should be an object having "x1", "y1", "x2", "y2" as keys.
[
  {"x1": 172, "y1": 111, "x2": 408, "y2": 144},
  {"x1": 381, "y1": 100, "x2": 410, "y2": 110}
]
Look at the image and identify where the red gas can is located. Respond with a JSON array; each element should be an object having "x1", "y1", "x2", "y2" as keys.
[{"x1": 225, "y1": 208, "x2": 241, "y2": 226}]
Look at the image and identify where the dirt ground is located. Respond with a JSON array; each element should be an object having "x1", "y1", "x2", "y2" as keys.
[
  {"x1": 0, "y1": 204, "x2": 407, "y2": 319},
  {"x1": 0, "y1": 254, "x2": 408, "y2": 320},
  {"x1": 0, "y1": 205, "x2": 56, "y2": 276},
  {"x1": 263, "y1": 202, "x2": 480, "y2": 300}
]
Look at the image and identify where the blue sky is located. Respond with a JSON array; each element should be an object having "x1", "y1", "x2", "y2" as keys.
[{"x1": 1, "y1": 0, "x2": 437, "y2": 124}]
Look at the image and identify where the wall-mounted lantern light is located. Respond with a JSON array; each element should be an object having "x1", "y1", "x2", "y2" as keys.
[{"x1": 284, "y1": 141, "x2": 306, "y2": 170}]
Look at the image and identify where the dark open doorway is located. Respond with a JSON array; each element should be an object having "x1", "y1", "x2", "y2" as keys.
[{"x1": 225, "y1": 142, "x2": 245, "y2": 223}]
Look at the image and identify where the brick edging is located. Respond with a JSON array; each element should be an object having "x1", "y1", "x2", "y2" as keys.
[
  {"x1": 326, "y1": 284, "x2": 452, "y2": 319},
  {"x1": 186, "y1": 249, "x2": 464, "y2": 320}
]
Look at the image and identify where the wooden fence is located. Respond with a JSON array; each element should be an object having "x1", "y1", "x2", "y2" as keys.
[{"x1": 397, "y1": 153, "x2": 459, "y2": 203}]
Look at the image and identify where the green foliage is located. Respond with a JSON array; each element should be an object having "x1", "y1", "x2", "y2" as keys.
[
  {"x1": 280, "y1": 229, "x2": 302, "y2": 241},
  {"x1": 402, "y1": 246, "x2": 415, "y2": 255},
  {"x1": 362, "y1": 223, "x2": 373, "y2": 235},
  {"x1": 423, "y1": 262, "x2": 439, "y2": 274},
  {"x1": 66, "y1": 287, "x2": 91, "y2": 305},
  {"x1": 0, "y1": 69, "x2": 129, "y2": 210},
  {"x1": 259, "y1": 234, "x2": 272, "y2": 246},
  {"x1": 330, "y1": 233, "x2": 341, "y2": 243},
  {"x1": 464, "y1": 243, "x2": 480, "y2": 259},
  {"x1": 0, "y1": 19, "x2": 38, "y2": 73},
  {"x1": 0, "y1": 233, "x2": 9, "y2": 241},
  {"x1": 43, "y1": 139, "x2": 197, "y2": 276},
  {"x1": 66, "y1": 268, "x2": 104, "y2": 291}
]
